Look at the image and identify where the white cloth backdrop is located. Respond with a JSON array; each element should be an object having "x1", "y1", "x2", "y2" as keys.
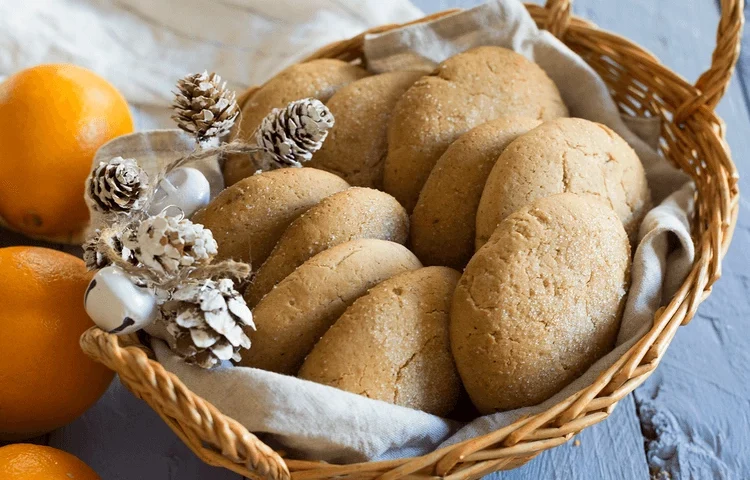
[
  {"x1": 3, "y1": 0, "x2": 695, "y2": 465},
  {"x1": 0, "y1": 0, "x2": 422, "y2": 110}
]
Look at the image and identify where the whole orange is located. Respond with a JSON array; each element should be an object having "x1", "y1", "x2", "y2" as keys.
[
  {"x1": 0, "y1": 247, "x2": 114, "y2": 440},
  {"x1": 0, "y1": 444, "x2": 100, "y2": 480},
  {"x1": 0, "y1": 64, "x2": 133, "y2": 241}
]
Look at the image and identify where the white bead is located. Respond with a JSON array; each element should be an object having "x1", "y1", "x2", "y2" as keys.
[
  {"x1": 147, "y1": 167, "x2": 211, "y2": 217},
  {"x1": 84, "y1": 266, "x2": 158, "y2": 335}
]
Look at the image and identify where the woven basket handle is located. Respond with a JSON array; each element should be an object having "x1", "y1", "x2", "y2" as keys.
[
  {"x1": 544, "y1": 0, "x2": 745, "y2": 117},
  {"x1": 79, "y1": 328, "x2": 291, "y2": 480}
]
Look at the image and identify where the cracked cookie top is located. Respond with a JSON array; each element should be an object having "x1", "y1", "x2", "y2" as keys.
[
  {"x1": 475, "y1": 117, "x2": 651, "y2": 249},
  {"x1": 224, "y1": 59, "x2": 369, "y2": 186},
  {"x1": 411, "y1": 116, "x2": 542, "y2": 270},
  {"x1": 383, "y1": 46, "x2": 568, "y2": 212},
  {"x1": 308, "y1": 71, "x2": 424, "y2": 189},
  {"x1": 245, "y1": 187, "x2": 409, "y2": 307},
  {"x1": 192, "y1": 168, "x2": 350, "y2": 267},
  {"x1": 451, "y1": 193, "x2": 630, "y2": 413},
  {"x1": 238, "y1": 238, "x2": 421, "y2": 374},
  {"x1": 299, "y1": 266, "x2": 461, "y2": 416}
]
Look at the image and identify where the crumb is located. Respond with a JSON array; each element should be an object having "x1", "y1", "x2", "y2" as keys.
[{"x1": 573, "y1": 439, "x2": 581, "y2": 447}]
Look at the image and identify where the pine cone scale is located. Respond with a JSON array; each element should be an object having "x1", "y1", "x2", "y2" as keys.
[
  {"x1": 175, "y1": 308, "x2": 203, "y2": 328},
  {"x1": 211, "y1": 341, "x2": 235, "y2": 361},
  {"x1": 227, "y1": 296, "x2": 254, "y2": 328},
  {"x1": 190, "y1": 328, "x2": 220, "y2": 349}
]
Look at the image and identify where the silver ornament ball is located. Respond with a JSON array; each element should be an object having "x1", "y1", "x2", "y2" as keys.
[{"x1": 148, "y1": 167, "x2": 211, "y2": 218}]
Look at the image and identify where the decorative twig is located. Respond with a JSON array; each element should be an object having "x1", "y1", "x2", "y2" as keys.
[{"x1": 91, "y1": 218, "x2": 251, "y2": 291}]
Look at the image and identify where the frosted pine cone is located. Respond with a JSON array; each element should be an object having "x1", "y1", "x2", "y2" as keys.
[
  {"x1": 172, "y1": 71, "x2": 239, "y2": 143},
  {"x1": 135, "y1": 214, "x2": 218, "y2": 275},
  {"x1": 161, "y1": 278, "x2": 254, "y2": 368},
  {"x1": 83, "y1": 228, "x2": 138, "y2": 270},
  {"x1": 256, "y1": 98, "x2": 334, "y2": 167},
  {"x1": 88, "y1": 157, "x2": 149, "y2": 213}
]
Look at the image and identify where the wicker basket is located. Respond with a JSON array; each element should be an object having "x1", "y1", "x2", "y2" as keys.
[{"x1": 80, "y1": 1, "x2": 744, "y2": 478}]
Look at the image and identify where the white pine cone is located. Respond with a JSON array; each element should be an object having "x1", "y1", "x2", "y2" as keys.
[
  {"x1": 83, "y1": 228, "x2": 139, "y2": 270},
  {"x1": 256, "y1": 98, "x2": 334, "y2": 168},
  {"x1": 88, "y1": 157, "x2": 149, "y2": 213},
  {"x1": 160, "y1": 278, "x2": 254, "y2": 368},
  {"x1": 172, "y1": 71, "x2": 239, "y2": 143},
  {"x1": 135, "y1": 214, "x2": 218, "y2": 275}
]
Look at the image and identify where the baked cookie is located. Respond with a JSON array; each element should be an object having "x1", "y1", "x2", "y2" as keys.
[
  {"x1": 224, "y1": 59, "x2": 368, "y2": 186},
  {"x1": 411, "y1": 117, "x2": 541, "y2": 269},
  {"x1": 383, "y1": 46, "x2": 568, "y2": 211},
  {"x1": 192, "y1": 168, "x2": 349, "y2": 266},
  {"x1": 299, "y1": 266, "x2": 462, "y2": 416},
  {"x1": 239, "y1": 239, "x2": 421, "y2": 374},
  {"x1": 451, "y1": 193, "x2": 631, "y2": 413},
  {"x1": 475, "y1": 117, "x2": 651, "y2": 248},
  {"x1": 307, "y1": 71, "x2": 423, "y2": 188},
  {"x1": 246, "y1": 187, "x2": 409, "y2": 306}
]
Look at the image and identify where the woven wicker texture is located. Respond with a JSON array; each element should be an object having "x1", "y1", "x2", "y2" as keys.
[{"x1": 80, "y1": 1, "x2": 744, "y2": 478}]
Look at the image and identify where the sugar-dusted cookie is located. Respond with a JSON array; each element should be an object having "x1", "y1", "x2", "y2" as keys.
[
  {"x1": 411, "y1": 117, "x2": 541, "y2": 269},
  {"x1": 451, "y1": 193, "x2": 630, "y2": 413},
  {"x1": 192, "y1": 168, "x2": 349, "y2": 267},
  {"x1": 224, "y1": 59, "x2": 368, "y2": 186},
  {"x1": 307, "y1": 71, "x2": 423, "y2": 188},
  {"x1": 475, "y1": 117, "x2": 651, "y2": 248},
  {"x1": 299, "y1": 266, "x2": 462, "y2": 416},
  {"x1": 383, "y1": 46, "x2": 568, "y2": 211},
  {"x1": 239, "y1": 239, "x2": 421, "y2": 374},
  {"x1": 245, "y1": 187, "x2": 408, "y2": 306}
]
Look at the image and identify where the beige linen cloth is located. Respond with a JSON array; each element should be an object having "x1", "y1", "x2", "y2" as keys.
[{"x1": 107, "y1": 0, "x2": 693, "y2": 464}]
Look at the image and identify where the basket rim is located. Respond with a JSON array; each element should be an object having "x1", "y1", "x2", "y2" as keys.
[{"x1": 80, "y1": 1, "x2": 743, "y2": 479}]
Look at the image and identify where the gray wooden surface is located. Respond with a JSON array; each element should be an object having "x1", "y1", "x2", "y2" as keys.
[{"x1": 2, "y1": 1, "x2": 749, "y2": 479}]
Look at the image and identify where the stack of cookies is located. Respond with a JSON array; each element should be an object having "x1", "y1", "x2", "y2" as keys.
[{"x1": 194, "y1": 45, "x2": 651, "y2": 416}]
